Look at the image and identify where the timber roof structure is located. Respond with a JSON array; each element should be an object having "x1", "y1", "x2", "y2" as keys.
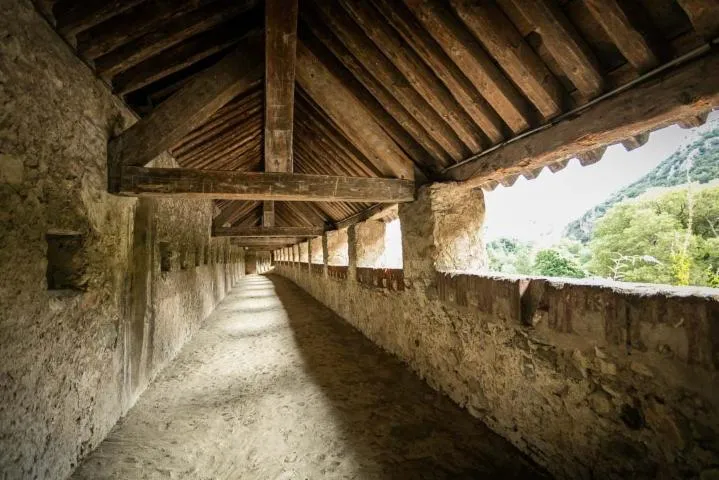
[{"x1": 34, "y1": 0, "x2": 719, "y2": 250}]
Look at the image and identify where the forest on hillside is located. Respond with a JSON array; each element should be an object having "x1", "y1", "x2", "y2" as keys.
[{"x1": 486, "y1": 126, "x2": 719, "y2": 288}]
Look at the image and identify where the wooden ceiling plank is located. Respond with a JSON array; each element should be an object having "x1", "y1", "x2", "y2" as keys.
[
  {"x1": 445, "y1": 50, "x2": 719, "y2": 187},
  {"x1": 584, "y1": 0, "x2": 659, "y2": 73},
  {"x1": 94, "y1": 0, "x2": 257, "y2": 79},
  {"x1": 213, "y1": 226, "x2": 326, "y2": 238},
  {"x1": 334, "y1": 204, "x2": 398, "y2": 230},
  {"x1": 299, "y1": 26, "x2": 443, "y2": 172},
  {"x1": 173, "y1": 102, "x2": 263, "y2": 158},
  {"x1": 502, "y1": 0, "x2": 604, "y2": 99},
  {"x1": 189, "y1": 133, "x2": 263, "y2": 171},
  {"x1": 112, "y1": 23, "x2": 258, "y2": 95},
  {"x1": 308, "y1": 2, "x2": 466, "y2": 163},
  {"x1": 677, "y1": 0, "x2": 719, "y2": 40},
  {"x1": 76, "y1": 0, "x2": 235, "y2": 60},
  {"x1": 300, "y1": 19, "x2": 450, "y2": 168},
  {"x1": 448, "y1": 0, "x2": 564, "y2": 120},
  {"x1": 118, "y1": 167, "x2": 416, "y2": 202},
  {"x1": 213, "y1": 201, "x2": 256, "y2": 228},
  {"x1": 339, "y1": 0, "x2": 488, "y2": 153},
  {"x1": 108, "y1": 43, "x2": 263, "y2": 179},
  {"x1": 264, "y1": 0, "x2": 299, "y2": 228},
  {"x1": 403, "y1": 0, "x2": 535, "y2": 134},
  {"x1": 295, "y1": 42, "x2": 415, "y2": 180},
  {"x1": 371, "y1": 0, "x2": 509, "y2": 143},
  {"x1": 295, "y1": 91, "x2": 383, "y2": 177},
  {"x1": 54, "y1": 0, "x2": 146, "y2": 36},
  {"x1": 176, "y1": 114, "x2": 263, "y2": 164}
]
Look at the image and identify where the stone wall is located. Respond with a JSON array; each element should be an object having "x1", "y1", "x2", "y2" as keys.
[
  {"x1": 0, "y1": 2, "x2": 244, "y2": 478},
  {"x1": 274, "y1": 184, "x2": 719, "y2": 479}
]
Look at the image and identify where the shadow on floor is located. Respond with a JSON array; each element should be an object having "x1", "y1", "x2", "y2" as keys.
[{"x1": 266, "y1": 274, "x2": 550, "y2": 479}]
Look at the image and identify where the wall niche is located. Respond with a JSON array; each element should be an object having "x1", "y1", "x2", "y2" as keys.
[{"x1": 46, "y1": 231, "x2": 87, "y2": 292}]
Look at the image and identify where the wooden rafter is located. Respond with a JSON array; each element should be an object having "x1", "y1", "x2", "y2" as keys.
[
  {"x1": 117, "y1": 167, "x2": 416, "y2": 202},
  {"x1": 108, "y1": 40, "x2": 263, "y2": 190},
  {"x1": 445, "y1": 51, "x2": 719, "y2": 188},
  {"x1": 263, "y1": 0, "x2": 299, "y2": 227}
]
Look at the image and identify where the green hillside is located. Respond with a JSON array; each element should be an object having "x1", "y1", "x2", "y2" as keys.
[{"x1": 565, "y1": 126, "x2": 719, "y2": 243}]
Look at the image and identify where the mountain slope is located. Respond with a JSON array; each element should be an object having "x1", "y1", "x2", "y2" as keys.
[{"x1": 565, "y1": 126, "x2": 719, "y2": 243}]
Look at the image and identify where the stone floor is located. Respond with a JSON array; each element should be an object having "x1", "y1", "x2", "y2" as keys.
[{"x1": 73, "y1": 274, "x2": 549, "y2": 479}]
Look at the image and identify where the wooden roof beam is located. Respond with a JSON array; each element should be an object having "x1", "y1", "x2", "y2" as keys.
[
  {"x1": 584, "y1": 0, "x2": 659, "y2": 73},
  {"x1": 213, "y1": 226, "x2": 326, "y2": 238},
  {"x1": 108, "y1": 41, "x2": 262, "y2": 190},
  {"x1": 54, "y1": 0, "x2": 146, "y2": 36},
  {"x1": 402, "y1": 0, "x2": 534, "y2": 134},
  {"x1": 677, "y1": 0, "x2": 719, "y2": 40},
  {"x1": 502, "y1": 0, "x2": 604, "y2": 99},
  {"x1": 263, "y1": 0, "x2": 299, "y2": 227},
  {"x1": 295, "y1": 42, "x2": 415, "y2": 180},
  {"x1": 448, "y1": 0, "x2": 564, "y2": 120},
  {"x1": 117, "y1": 167, "x2": 416, "y2": 203},
  {"x1": 444, "y1": 51, "x2": 719, "y2": 187}
]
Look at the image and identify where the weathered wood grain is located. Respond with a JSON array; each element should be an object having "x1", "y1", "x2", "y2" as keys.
[
  {"x1": 118, "y1": 167, "x2": 416, "y2": 203},
  {"x1": 213, "y1": 226, "x2": 326, "y2": 238},
  {"x1": 446, "y1": 51, "x2": 719, "y2": 187}
]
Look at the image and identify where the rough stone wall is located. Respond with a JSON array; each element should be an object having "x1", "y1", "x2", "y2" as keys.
[
  {"x1": 0, "y1": 2, "x2": 244, "y2": 478},
  {"x1": 310, "y1": 237, "x2": 323, "y2": 264},
  {"x1": 275, "y1": 185, "x2": 719, "y2": 479},
  {"x1": 298, "y1": 241, "x2": 309, "y2": 263}
]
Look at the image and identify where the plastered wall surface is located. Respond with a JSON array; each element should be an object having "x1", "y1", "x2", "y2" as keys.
[
  {"x1": 275, "y1": 185, "x2": 719, "y2": 480},
  {"x1": 0, "y1": 2, "x2": 244, "y2": 478}
]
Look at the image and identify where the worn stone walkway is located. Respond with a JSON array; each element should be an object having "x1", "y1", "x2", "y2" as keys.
[{"x1": 73, "y1": 274, "x2": 548, "y2": 479}]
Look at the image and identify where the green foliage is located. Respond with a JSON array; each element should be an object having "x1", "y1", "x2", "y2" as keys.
[
  {"x1": 566, "y1": 128, "x2": 719, "y2": 243},
  {"x1": 587, "y1": 185, "x2": 719, "y2": 286},
  {"x1": 533, "y1": 249, "x2": 586, "y2": 278},
  {"x1": 486, "y1": 238, "x2": 533, "y2": 274}
]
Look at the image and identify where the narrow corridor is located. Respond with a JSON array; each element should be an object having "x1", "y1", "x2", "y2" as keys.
[{"x1": 73, "y1": 275, "x2": 546, "y2": 479}]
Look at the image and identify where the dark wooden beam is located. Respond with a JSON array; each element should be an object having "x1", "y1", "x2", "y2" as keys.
[
  {"x1": 264, "y1": 0, "x2": 299, "y2": 227},
  {"x1": 213, "y1": 226, "x2": 325, "y2": 238},
  {"x1": 584, "y1": 0, "x2": 659, "y2": 73},
  {"x1": 230, "y1": 237, "x2": 304, "y2": 247},
  {"x1": 503, "y1": 0, "x2": 604, "y2": 99},
  {"x1": 448, "y1": 0, "x2": 564, "y2": 120},
  {"x1": 295, "y1": 42, "x2": 415, "y2": 180},
  {"x1": 444, "y1": 51, "x2": 719, "y2": 188},
  {"x1": 111, "y1": 24, "x2": 258, "y2": 95},
  {"x1": 117, "y1": 167, "x2": 416, "y2": 202},
  {"x1": 108, "y1": 42, "x2": 262, "y2": 186},
  {"x1": 402, "y1": 0, "x2": 533, "y2": 134},
  {"x1": 93, "y1": 0, "x2": 256, "y2": 79},
  {"x1": 54, "y1": 0, "x2": 146, "y2": 36},
  {"x1": 677, "y1": 0, "x2": 719, "y2": 40}
]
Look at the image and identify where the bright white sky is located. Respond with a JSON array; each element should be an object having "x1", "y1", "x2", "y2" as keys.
[{"x1": 483, "y1": 110, "x2": 719, "y2": 246}]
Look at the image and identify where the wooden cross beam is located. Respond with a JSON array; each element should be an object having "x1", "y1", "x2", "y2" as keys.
[
  {"x1": 116, "y1": 167, "x2": 415, "y2": 202},
  {"x1": 263, "y1": 0, "x2": 299, "y2": 227},
  {"x1": 213, "y1": 226, "x2": 325, "y2": 238},
  {"x1": 107, "y1": 38, "x2": 262, "y2": 191}
]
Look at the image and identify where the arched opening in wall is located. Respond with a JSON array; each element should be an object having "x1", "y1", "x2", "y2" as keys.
[
  {"x1": 381, "y1": 218, "x2": 403, "y2": 269},
  {"x1": 481, "y1": 111, "x2": 719, "y2": 289},
  {"x1": 326, "y1": 229, "x2": 349, "y2": 266},
  {"x1": 355, "y1": 213, "x2": 404, "y2": 269}
]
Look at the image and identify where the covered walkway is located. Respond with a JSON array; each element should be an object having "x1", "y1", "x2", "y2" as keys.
[{"x1": 73, "y1": 274, "x2": 546, "y2": 479}]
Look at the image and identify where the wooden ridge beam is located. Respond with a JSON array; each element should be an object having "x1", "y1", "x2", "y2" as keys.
[
  {"x1": 445, "y1": 51, "x2": 719, "y2": 187},
  {"x1": 263, "y1": 0, "x2": 299, "y2": 228},
  {"x1": 54, "y1": 0, "x2": 146, "y2": 36},
  {"x1": 213, "y1": 226, "x2": 326, "y2": 238},
  {"x1": 108, "y1": 42, "x2": 263, "y2": 189},
  {"x1": 117, "y1": 167, "x2": 416, "y2": 203}
]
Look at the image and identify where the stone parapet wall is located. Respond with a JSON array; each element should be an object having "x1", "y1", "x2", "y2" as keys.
[{"x1": 274, "y1": 262, "x2": 719, "y2": 479}]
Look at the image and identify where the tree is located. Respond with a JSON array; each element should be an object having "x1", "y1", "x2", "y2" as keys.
[
  {"x1": 533, "y1": 249, "x2": 586, "y2": 278},
  {"x1": 486, "y1": 238, "x2": 533, "y2": 274},
  {"x1": 588, "y1": 184, "x2": 719, "y2": 286}
]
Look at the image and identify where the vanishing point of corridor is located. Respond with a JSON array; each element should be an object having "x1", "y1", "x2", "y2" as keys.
[{"x1": 72, "y1": 275, "x2": 546, "y2": 479}]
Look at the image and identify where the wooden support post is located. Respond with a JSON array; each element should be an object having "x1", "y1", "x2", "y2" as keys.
[{"x1": 263, "y1": 0, "x2": 299, "y2": 227}]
